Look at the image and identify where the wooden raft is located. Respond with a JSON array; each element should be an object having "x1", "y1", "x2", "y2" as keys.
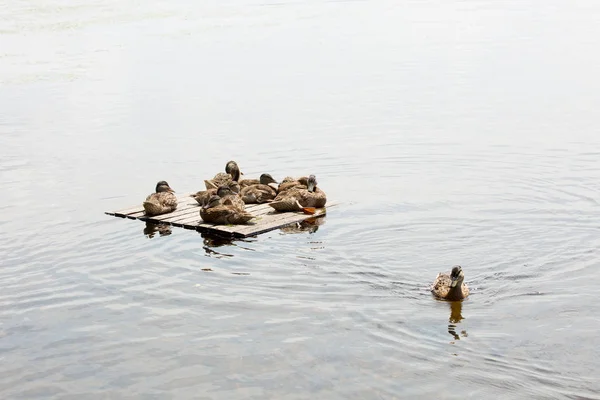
[{"x1": 105, "y1": 193, "x2": 337, "y2": 238}]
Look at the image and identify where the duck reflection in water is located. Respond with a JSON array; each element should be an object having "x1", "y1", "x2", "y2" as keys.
[
  {"x1": 447, "y1": 300, "x2": 468, "y2": 341},
  {"x1": 279, "y1": 217, "x2": 325, "y2": 235},
  {"x1": 143, "y1": 222, "x2": 172, "y2": 238},
  {"x1": 199, "y1": 232, "x2": 255, "y2": 258}
]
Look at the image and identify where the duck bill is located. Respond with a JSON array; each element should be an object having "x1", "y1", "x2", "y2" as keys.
[
  {"x1": 168, "y1": 188, "x2": 176, "y2": 193},
  {"x1": 307, "y1": 181, "x2": 315, "y2": 192},
  {"x1": 450, "y1": 277, "x2": 458, "y2": 288}
]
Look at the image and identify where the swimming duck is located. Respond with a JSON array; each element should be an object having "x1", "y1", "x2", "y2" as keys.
[
  {"x1": 204, "y1": 160, "x2": 241, "y2": 190},
  {"x1": 143, "y1": 181, "x2": 177, "y2": 216},
  {"x1": 268, "y1": 174, "x2": 326, "y2": 212},
  {"x1": 431, "y1": 265, "x2": 470, "y2": 301},
  {"x1": 200, "y1": 194, "x2": 254, "y2": 225},
  {"x1": 240, "y1": 174, "x2": 279, "y2": 204}
]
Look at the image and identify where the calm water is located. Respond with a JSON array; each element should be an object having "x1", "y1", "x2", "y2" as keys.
[{"x1": 1, "y1": 0, "x2": 600, "y2": 398}]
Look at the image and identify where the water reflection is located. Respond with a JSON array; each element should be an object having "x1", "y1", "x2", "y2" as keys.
[
  {"x1": 198, "y1": 217, "x2": 327, "y2": 257},
  {"x1": 447, "y1": 301, "x2": 468, "y2": 341},
  {"x1": 279, "y1": 217, "x2": 326, "y2": 235},
  {"x1": 200, "y1": 232, "x2": 238, "y2": 258},
  {"x1": 199, "y1": 232, "x2": 260, "y2": 258},
  {"x1": 143, "y1": 222, "x2": 172, "y2": 238}
]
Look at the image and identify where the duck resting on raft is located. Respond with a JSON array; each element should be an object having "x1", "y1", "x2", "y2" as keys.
[
  {"x1": 143, "y1": 181, "x2": 177, "y2": 216},
  {"x1": 240, "y1": 173, "x2": 279, "y2": 204},
  {"x1": 205, "y1": 160, "x2": 241, "y2": 190},
  {"x1": 268, "y1": 174, "x2": 326, "y2": 214},
  {"x1": 199, "y1": 194, "x2": 254, "y2": 225}
]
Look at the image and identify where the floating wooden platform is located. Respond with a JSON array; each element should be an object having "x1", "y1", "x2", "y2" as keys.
[{"x1": 105, "y1": 193, "x2": 337, "y2": 238}]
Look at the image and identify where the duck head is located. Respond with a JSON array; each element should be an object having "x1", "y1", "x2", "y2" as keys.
[
  {"x1": 259, "y1": 173, "x2": 278, "y2": 185},
  {"x1": 155, "y1": 181, "x2": 175, "y2": 193},
  {"x1": 225, "y1": 161, "x2": 241, "y2": 181},
  {"x1": 216, "y1": 185, "x2": 236, "y2": 197},
  {"x1": 450, "y1": 265, "x2": 465, "y2": 288},
  {"x1": 203, "y1": 194, "x2": 222, "y2": 210},
  {"x1": 307, "y1": 174, "x2": 318, "y2": 192}
]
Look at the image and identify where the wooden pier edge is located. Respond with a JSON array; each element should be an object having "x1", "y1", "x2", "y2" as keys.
[{"x1": 105, "y1": 194, "x2": 338, "y2": 238}]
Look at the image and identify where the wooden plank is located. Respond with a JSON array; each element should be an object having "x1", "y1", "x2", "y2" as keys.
[
  {"x1": 243, "y1": 203, "x2": 264, "y2": 212},
  {"x1": 107, "y1": 204, "x2": 144, "y2": 216},
  {"x1": 244, "y1": 203, "x2": 276, "y2": 217},
  {"x1": 173, "y1": 216, "x2": 203, "y2": 229},
  {"x1": 174, "y1": 214, "x2": 240, "y2": 235},
  {"x1": 106, "y1": 194, "x2": 338, "y2": 238},
  {"x1": 233, "y1": 203, "x2": 334, "y2": 237}
]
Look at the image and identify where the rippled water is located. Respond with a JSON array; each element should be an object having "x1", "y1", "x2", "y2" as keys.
[{"x1": 2, "y1": 0, "x2": 600, "y2": 398}]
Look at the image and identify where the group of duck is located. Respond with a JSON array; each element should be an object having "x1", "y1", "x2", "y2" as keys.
[
  {"x1": 142, "y1": 161, "x2": 469, "y2": 301},
  {"x1": 142, "y1": 160, "x2": 327, "y2": 225}
]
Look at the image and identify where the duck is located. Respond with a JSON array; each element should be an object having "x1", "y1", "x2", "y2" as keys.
[
  {"x1": 190, "y1": 188, "x2": 215, "y2": 207},
  {"x1": 431, "y1": 265, "x2": 470, "y2": 301},
  {"x1": 240, "y1": 174, "x2": 279, "y2": 204},
  {"x1": 204, "y1": 160, "x2": 241, "y2": 190},
  {"x1": 191, "y1": 181, "x2": 240, "y2": 207},
  {"x1": 143, "y1": 181, "x2": 178, "y2": 216},
  {"x1": 268, "y1": 174, "x2": 326, "y2": 212},
  {"x1": 200, "y1": 194, "x2": 254, "y2": 225},
  {"x1": 216, "y1": 185, "x2": 245, "y2": 209},
  {"x1": 239, "y1": 173, "x2": 278, "y2": 189},
  {"x1": 277, "y1": 176, "x2": 309, "y2": 193}
]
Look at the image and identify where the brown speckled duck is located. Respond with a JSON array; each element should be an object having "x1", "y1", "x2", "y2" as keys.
[
  {"x1": 431, "y1": 265, "x2": 470, "y2": 301},
  {"x1": 199, "y1": 194, "x2": 254, "y2": 225},
  {"x1": 191, "y1": 181, "x2": 240, "y2": 206},
  {"x1": 240, "y1": 173, "x2": 277, "y2": 189},
  {"x1": 217, "y1": 185, "x2": 245, "y2": 209},
  {"x1": 240, "y1": 174, "x2": 278, "y2": 204},
  {"x1": 143, "y1": 181, "x2": 177, "y2": 216},
  {"x1": 204, "y1": 161, "x2": 241, "y2": 190},
  {"x1": 277, "y1": 176, "x2": 309, "y2": 193},
  {"x1": 269, "y1": 174, "x2": 326, "y2": 212},
  {"x1": 190, "y1": 188, "x2": 215, "y2": 207}
]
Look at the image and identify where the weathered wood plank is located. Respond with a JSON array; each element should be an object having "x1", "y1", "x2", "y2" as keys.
[
  {"x1": 171, "y1": 214, "x2": 241, "y2": 235},
  {"x1": 245, "y1": 203, "x2": 276, "y2": 217},
  {"x1": 234, "y1": 203, "x2": 335, "y2": 237},
  {"x1": 106, "y1": 194, "x2": 338, "y2": 238},
  {"x1": 172, "y1": 215, "x2": 203, "y2": 229}
]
